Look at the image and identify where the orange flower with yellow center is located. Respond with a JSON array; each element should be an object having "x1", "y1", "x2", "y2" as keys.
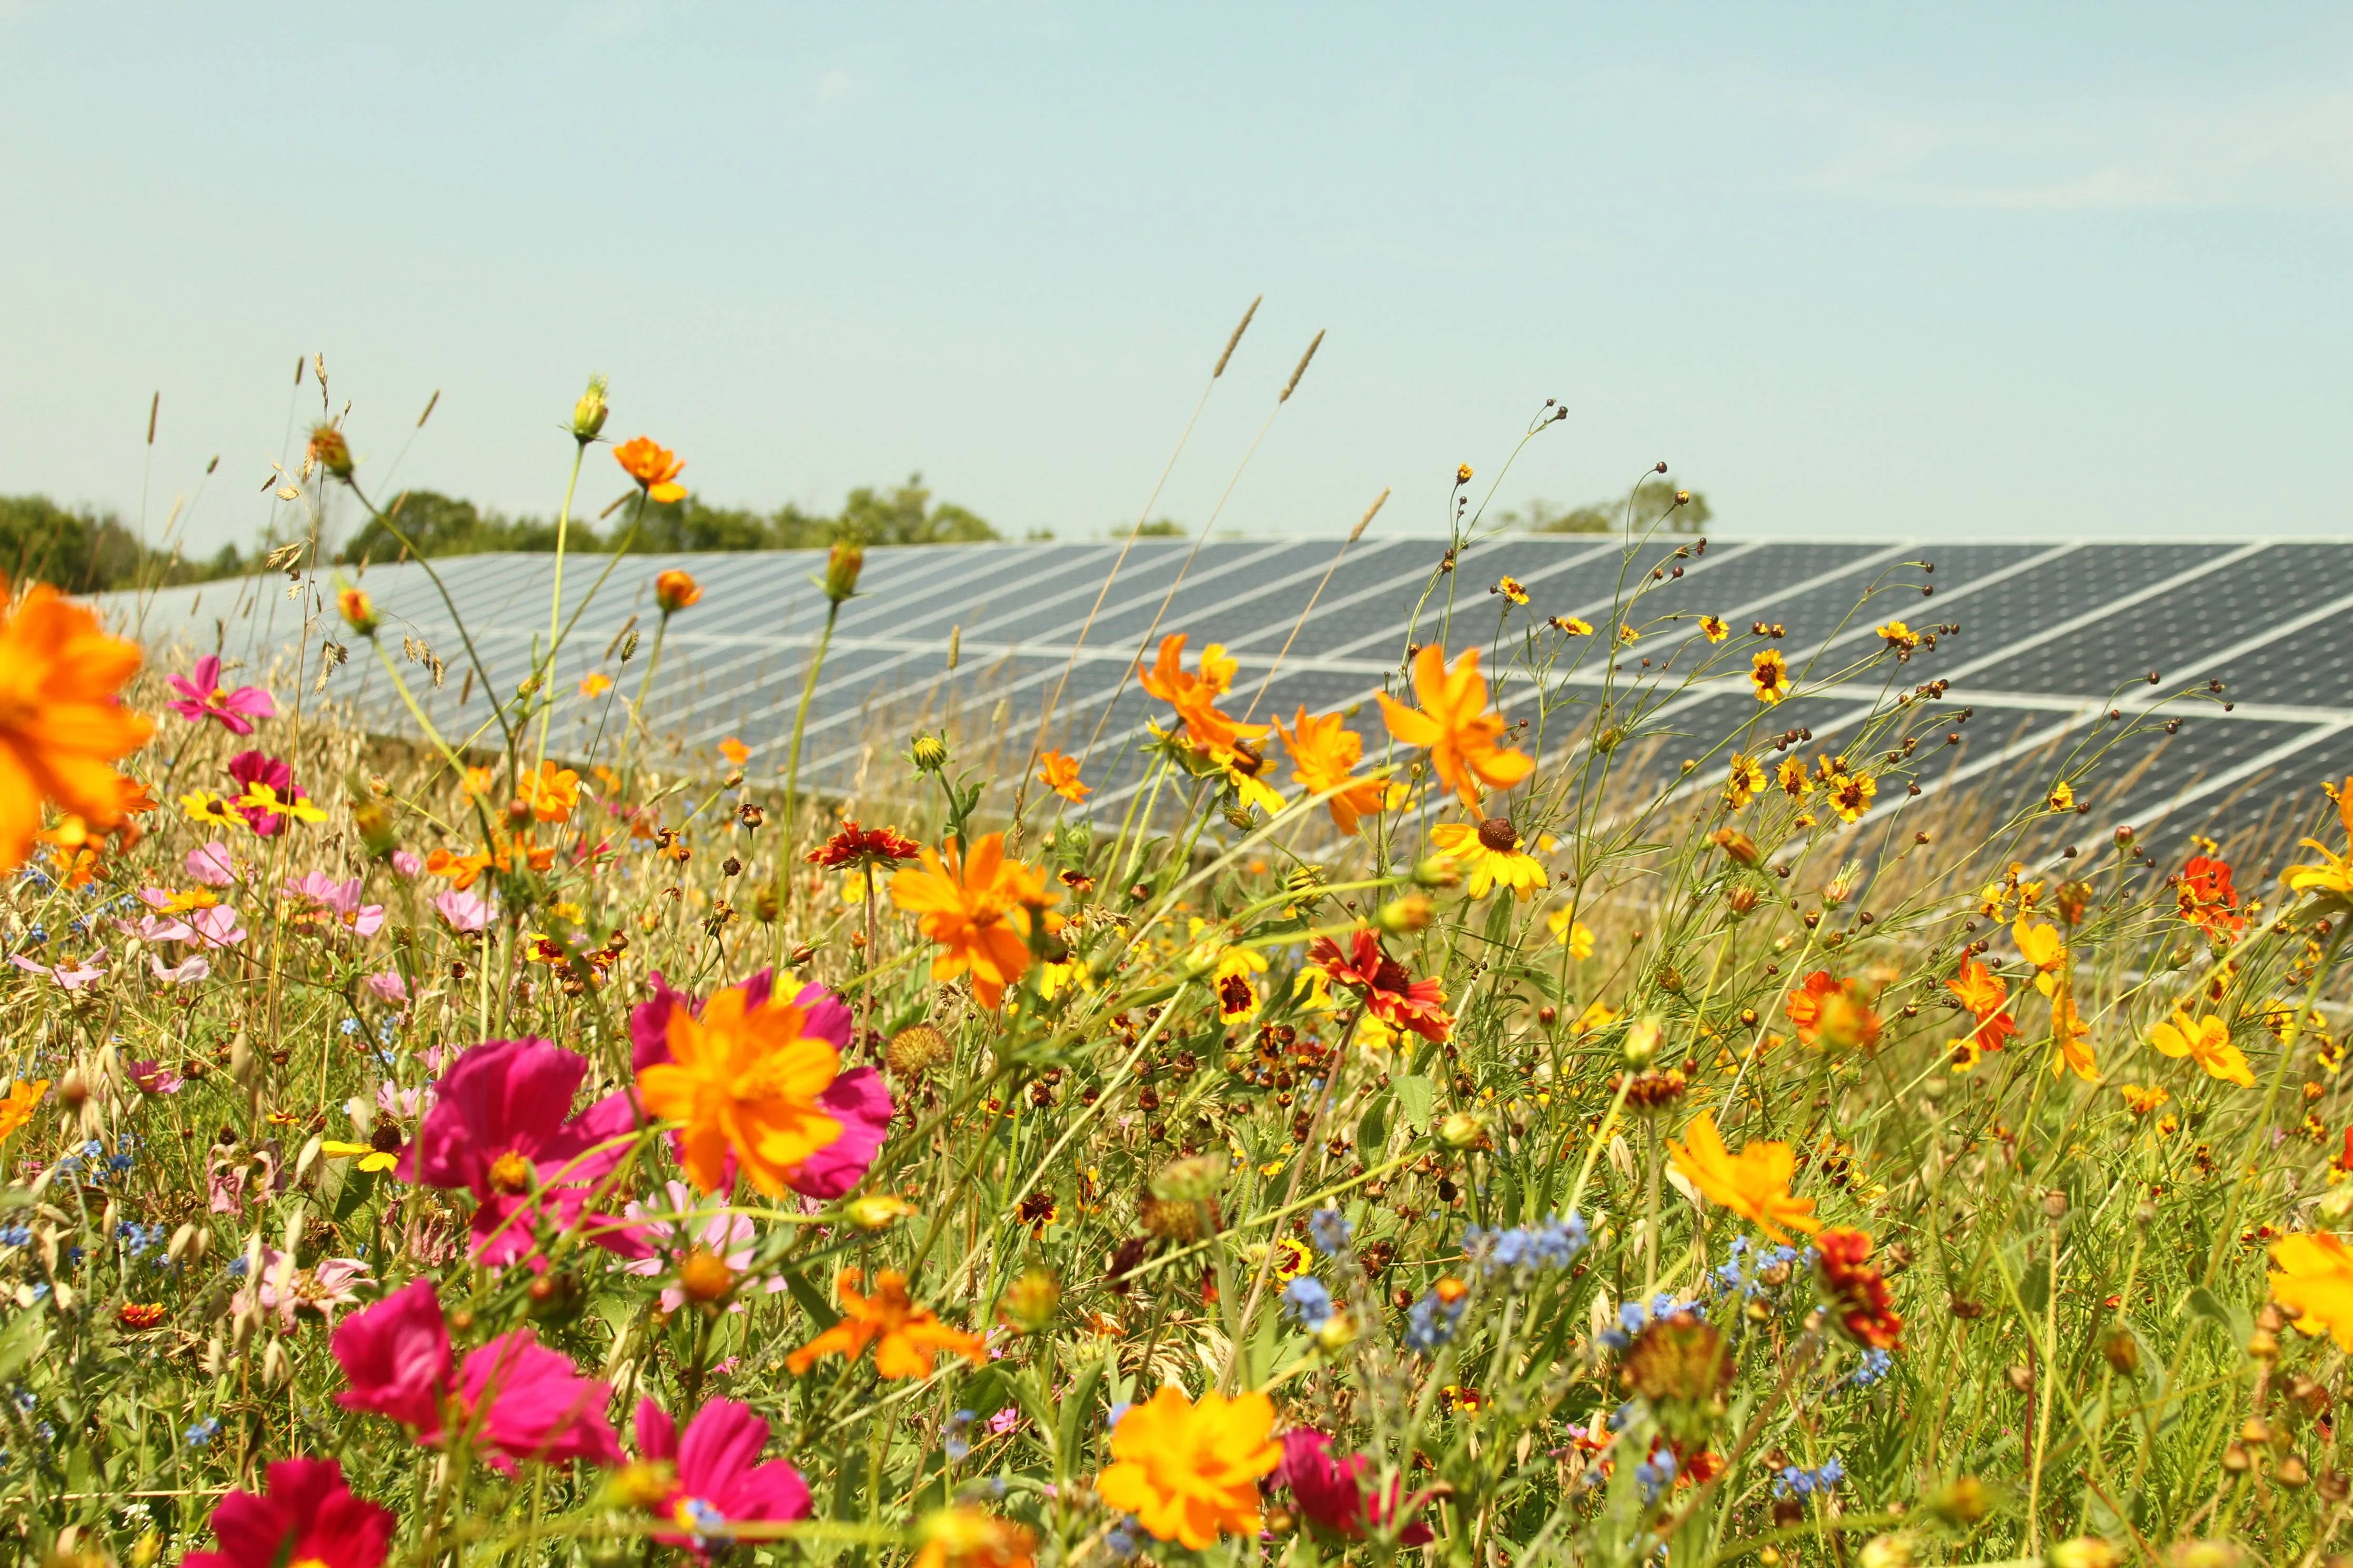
[
  {"x1": 1272, "y1": 707, "x2": 1400, "y2": 836},
  {"x1": 1138, "y1": 635, "x2": 1268, "y2": 760},
  {"x1": 913, "y1": 1508, "x2": 1038, "y2": 1568},
  {"x1": 636, "y1": 986, "x2": 847, "y2": 1196},
  {"x1": 1666, "y1": 1110, "x2": 1821, "y2": 1243},
  {"x1": 1035, "y1": 750, "x2": 1090, "y2": 804},
  {"x1": 615, "y1": 436, "x2": 689, "y2": 503},
  {"x1": 1094, "y1": 1384, "x2": 1281, "y2": 1550},
  {"x1": 0, "y1": 581, "x2": 153, "y2": 873},
  {"x1": 889, "y1": 833, "x2": 1057, "y2": 1008},
  {"x1": 1377, "y1": 644, "x2": 1534, "y2": 810},
  {"x1": 785, "y1": 1268, "x2": 986, "y2": 1378},
  {"x1": 653, "y1": 568, "x2": 702, "y2": 613}
]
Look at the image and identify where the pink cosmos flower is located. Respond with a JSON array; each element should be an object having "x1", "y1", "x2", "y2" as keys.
[
  {"x1": 630, "y1": 1396, "x2": 811, "y2": 1555},
  {"x1": 284, "y1": 873, "x2": 387, "y2": 938},
  {"x1": 151, "y1": 953, "x2": 210, "y2": 985},
  {"x1": 378, "y1": 1080, "x2": 435, "y2": 1120},
  {"x1": 434, "y1": 888, "x2": 492, "y2": 933},
  {"x1": 186, "y1": 842, "x2": 237, "y2": 886},
  {"x1": 397, "y1": 1038, "x2": 647, "y2": 1266},
  {"x1": 622, "y1": 1179, "x2": 790, "y2": 1312},
  {"x1": 1276, "y1": 1429, "x2": 1434, "y2": 1545},
  {"x1": 332, "y1": 1279, "x2": 623, "y2": 1472},
  {"x1": 127, "y1": 904, "x2": 247, "y2": 949},
  {"x1": 391, "y1": 849, "x2": 424, "y2": 878},
  {"x1": 9, "y1": 949, "x2": 106, "y2": 990},
  {"x1": 183, "y1": 1458, "x2": 393, "y2": 1568},
  {"x1": 235, "y1": 1247, "x2": 373, "y2": 1330},
  {"x1": 629, "y1": 969, "x2": 891, "y2": 1199},
  {"x1": 364, "y1": 968, "x2": 409, "y2": 1005},
  {"x1": 226, "y1": 751, "x2": 307, "y2": 837},
  {"x1": 128, "y1": 1059, "x2": 184, "y2": 1095},
  {"x1": 167, "y1": 655, "x2": 278, "y2": 736}
]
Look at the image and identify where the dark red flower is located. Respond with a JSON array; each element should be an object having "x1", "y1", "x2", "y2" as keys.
[
  {"x1": 1310, "y1": 931, "x2": 1453, "y2": 1041},
  {"x1": 183, "y1": 1458, "x2": 394, "y2": 1568},
  {"x1": 806, "y1": 819, "x2": 922, "y2": 869},
  {"x1": 225, "y1": 751, "x2": 307, "y2": 838},
  {"x1": 1815, "y1": 1226, "x2": 1903, "y2": 1350}
]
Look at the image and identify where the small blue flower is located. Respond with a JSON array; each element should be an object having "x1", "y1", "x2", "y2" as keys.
[
  {"x1": 13, "y1": 1389, "x2": 34, "y2": 1412},
  {"x1": 1404, "y1": 1289, "x2": 1466, "y2": 1353},
  {"x1": 1105, "y1": 1401, "x2": 1132, "y2": 1431},
  {"x1": 1106, "y1": 1524, "x2": 1140, "y2": 1559},
  {"x1": 1281, "y1": 1277, "x2": 1334, "y2": 1332},
  {"x1": 340, "y1": 1018, "x2": 363, "y2": 1036},
  {"x1": 184, "y1": 1417, "x2": 221, "y2": 1448},
  {"x1": 1839, "y1": 1349, "x2": 1895, "y2": 1391},
  {"x1": 1773, "y1": 1458, "x2": 1846, "y2": 1498},
  {"x1": 0, "y1": 1225, "x2": 30, "y2": 1249},
  {"x1": 227, "y1": 1257, "x2": 249, "y2": 1278},
  {"x1": 943, "y1": 1409, "x2": 976, "y2": 1462},
  {"x1": 1308, "y1": 1208, "x2": 1353, "y2": 1256},
  {"x1": 1634, "y1": 1446, "x2": 1677, "y2": 1503}
]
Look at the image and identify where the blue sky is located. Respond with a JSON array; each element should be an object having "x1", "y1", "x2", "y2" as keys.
[{"x1": 3, "y1": 2, "x2": 2350, "y2": 553}]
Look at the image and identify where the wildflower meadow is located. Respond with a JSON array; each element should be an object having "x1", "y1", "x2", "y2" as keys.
[{"x1": 2, "y1": 371, "x2": 2350, "y2": 1568}]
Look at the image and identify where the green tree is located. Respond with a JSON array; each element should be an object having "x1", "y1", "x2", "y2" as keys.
[
  {"x1": 836, "y1": 475, "x2": 998, "y2": 546},
  {"x1": 0, "y1": 495, "x2": 173, "y2": 591},
  {"x1": 1507, "y1": 480, "x2": 1711, "y2": 536},
  {"x1": 1124, "y1": 519, "x2": 1185, "y2": 538}
]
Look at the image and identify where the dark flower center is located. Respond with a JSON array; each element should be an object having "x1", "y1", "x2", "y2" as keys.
[{"x1": 1476, "y1": 818, "x2": 1520, "y2": 853}]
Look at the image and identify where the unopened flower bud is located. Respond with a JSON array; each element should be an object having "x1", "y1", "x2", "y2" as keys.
[
  {"x1": 887, "y1": 1024, "x2": 952, "y2": 1078},
  {"x1": 1412, "y1": 856, "x2": 1463, "y2": 889},
  {"x1": 1708, "y1": 827, "x2": 1759, "y2": 866},
  {"x1": 1437, "y1": 1111, "x2": 1484, "y2": 1148},
  {"x1": 2247, "y1": 1329, "x2": 2279, "y2": 1361},
  {"x1": 1314, "y1": 1309, "x2": 1360, "y2": 1351},
  {"x1": 335, "y1": 582, "x2": 378, "y2": 637},
  {"x1": 677, "y1": 1248, "x2": 736, "y2": 1304},
  {"x1": 1376, "y1": 895, "x2": 1434, "y2": 934},
  {"x1": 998, "y1": 1268, "x2": 1062, "y2": 1333},
  {"x1": 1725, "y1": 885, "x2": 1759, "y2": 915},
  {"x1": 571, "y1": 375, "x2": 610, "y2": 442},
  {"x1": 1622, "y1": 1017, "x2": 1663, "y2": 1069},
  {"x1": 824, "y1": 538, "x2": 865, "y2": 603},
  {"x1": 308, "y1": 422, "x2": 354, "y2": 480},
  {"x1": 910, "y1": 733, "x2": 950, "y2": 773},
  {"x1": 844, "y1": 1194, "x2": 916, "y2": 1231},
  {"x1": 653, "y1": 569, "x2": 702, "y2": 615}
]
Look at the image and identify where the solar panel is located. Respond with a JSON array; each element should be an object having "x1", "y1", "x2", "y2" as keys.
[{"x1": 108, "y1": 535, "x2": 2352, "y2": 860}]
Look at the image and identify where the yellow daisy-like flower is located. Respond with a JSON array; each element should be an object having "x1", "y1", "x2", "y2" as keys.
[
  {"x1": 1571, "y1": 999, "x2": 1620, "y2": 1035},
  {"x1": 2119, "y1": 1084, "x2": 2170, "y2": 1116},
  {"x1": 1617, "y1": 624, "x2": 1640, "y2": 645},
  {"x1": 1547, "y1": 906, "x2": 1595, "y2": 958},
  {"x1": 319, "y1": 1139, "x2": 401, "y2": 1174},
  {"x1": 2271, "y1": 1231, "x2": 2353, "y2": 1350},
  {"x1": 1775, "y1": 755, "x2": 1811, "y2": 797},
  {"x1": 2047, "y1": 780, "x2": 2076, "y2": 814},
  {"x1": 0, "y1": 1080, "x2": 50, "y2": 1141},
  {"x1": 1494, "y1": 575, "x2": 1530, "y2": 606},
  {"x1": 2286, "y1": 776, "x2": 2353, "y2": 904},
  {"x1": 1095, "y1": 1385, "x2": 1281, "y2": 1551},
  {"x1": 1725, "y1": 753, "x2": 1766, "y2": 810},
  {"x1": 579, "y1": 672, "x2": 614, "y2": 698},
  {"x1": 180, "y1": 790, "x2": 244, "y2": 831},
  {"x1": 1827, "y1": 769, "x2": 1877, "y2": 824},
  {"x1": 1876, "y1": 621, "x2": 1920, "y2": 652},
  {"x1": 1751, "y1": 649, "x2": 1792, "y2": 704},
  {"x1": 1698, "y1": 615, "x2": 1728, "y2": 643},
  {"x1": 1666, "y1": 1110, "x2": 1821, "y2": 1243},
  {"x1": 1549, "y1": 615, "x2": 1593, "y2": 637},
  {"x1": 237, "y1": 782, "x2": 327, "y2": 826},
  {"x1": 2148, "y1": 1010, "x2": 2256, "y2": 1088},
  {"x1": 1430, "y1": 818, "x2": 1549, "y2": 899}
]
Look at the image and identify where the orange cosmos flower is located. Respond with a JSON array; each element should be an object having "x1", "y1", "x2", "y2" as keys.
[
  {"x1": 1095, "y1": 1384, "x2": 1281, "y2": 1551},
  {"x1": 615, "y1": 436, "x2": 688, "y2": 503},
  {"x1": 785, "y1": 1268, "x2": 986, "y2": 1378},
  {"x1": 0, "y1": 581, "x2": 153, "y2": 874},
  {"x1": 2050, "y1": 990, "x2": 2098, "y2": 1083},
  {"x1": 1665, "y1": 1110, "x2": 1821, "y2": 1242},
  {"x1": 1376, "y1": 644, "x2": 1534, "y2": 810},
  {"x1": 1272, "y1": 707, "x2": 1400, "y2": 836},
  {"x1": 718, "y1": 736, "x2": 749, "y2": 766},
  {"x1": 913, "y1": 1508, "x2": 1037, "y2": 1568},
  {"x1": 1945, "y1": 958, "x2": 2018, "y2": 1055},
  {"x1": 653, "y1": 569, "x2": 702, "y2": 613},
  {"x1": 635, "y1": 983, "x2": 848, "y2": 1196},
  {"x1": 1783, "y1": 972, "x2": 1882, "y2": 1052},
  {"x1": 0, "y1": 1080, "x2": 49, "y2": 1140},
  {"x1": 888, "y1": 833, "x2": 1057, "y2": 1008},
  {"x1": 520, "y1": 760, "x2": 581, "y2": 823},
  {"x1": 1035, "y1": 750, "x2": 1091, "y2": 804},
  {"x1": 1138, "y1": 635, "x2": 1268, "y2": 760},
  {"x1": 2286, "y1": 777, "x2": 2353, "y2": 903}
]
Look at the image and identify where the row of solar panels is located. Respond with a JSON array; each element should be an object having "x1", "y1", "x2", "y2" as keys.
[{"x1": 108, "y1": 535, "x2": 2352, "y2": 858}]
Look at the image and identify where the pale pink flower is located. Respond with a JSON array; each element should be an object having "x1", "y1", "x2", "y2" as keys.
[
  {"x1": 186, "y1": 842, "x2": 237, "y2": 886},
  {"x1": 284, "y1": 874, "x2": 386, "y2": 938},
  {"x1": 364, "y1": 969, "x2": 409, "y2": 1005},
  {"x1": 390, "y1": 850, "x2": 423, "y2": 878},
  {"x1": 622, "y1": 1180, "x2": 789, "y2": 1312},
  {"x1": 433, "y1": 889, "x2": 491, "y2": 933},
  {"x1": 151, "y1": 953, "x2": 212, "y2": 985},
  {"x1": 11, "y1": 949, "x2": 107, "y2": 990},
  {"x1": 128, "y1": 1060, "x2": 184, "y2": 1095},
  {"x1": 235, "y1": 1246, "x2": 373, "y2": 1330}
]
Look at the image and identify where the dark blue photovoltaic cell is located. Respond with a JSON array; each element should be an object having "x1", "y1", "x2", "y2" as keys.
[{"x1": 103, "y1": 537, "x2": 2353, "y2": 839}]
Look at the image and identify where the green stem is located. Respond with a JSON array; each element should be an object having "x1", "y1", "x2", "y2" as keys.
[{"x1": 772, "y1": 598, "x2": 842, "y2": 961}]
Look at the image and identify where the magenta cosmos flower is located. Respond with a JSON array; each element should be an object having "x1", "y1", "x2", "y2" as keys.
[
  {"x1": 166, "y1": 655, "x2": 278, "y2": 736},
  {"x1": 398, "y1": 1038, "x2": 647, "y2": 1265},
  {"x1": 1277, "y1": 1429, "x2": 1434, "y2": 1545},
  {"x1": 629, "y1": 969, "x2": 891, "y2": 1200},
  {"x1": 630, "y1": 1396, "x2": 811, "y2": 1555},
  {"x1": 226, "y1": 751, "x2": 308, "y2": 837},
  {"x1": 184, "y1": 1458, "x2": 392, "y2": 1568},
  {"x1": 331, "y1": 1278, "x2": 623, "y2": 1472}
]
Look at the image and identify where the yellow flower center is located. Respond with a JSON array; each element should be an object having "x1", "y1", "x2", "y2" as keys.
[
  {"x1": 678, "y1": 1247, "x2": 737, "y2": 1303},
  {"x1": 488, "y1": 1151, "x2": 535, "y2": 1194}
]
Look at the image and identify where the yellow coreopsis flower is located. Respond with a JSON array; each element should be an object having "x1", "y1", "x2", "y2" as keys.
[
  {"x1": 1429, "y1": 817, "x2": 1548, "y2": 899},
  {"x1": 238, "y1": 783, "x2": 327, "y2": 825},
  {"x1": 2286, "y1": 777, "x2": 2353, "y2": 904},
  {"x1": 180, "y1": 790, "x2": 244, "y2": 831},
  {"x1": 2148, "y1": 1010, "x2": 2256, "y2": 1088},
  {"x1": 0, "y1": 1080, "x2": 50, "y2": 1141},
  {"x1": 1750, "y1": 649, "x2": 1792, "y2": 704},
  {"x1": 1547, "y1": 907, "x2": 1595, "y2": 958},
  {"x1": 1725, "y1": 753, "x2": 1765, "y2": 810},
  {"x1": 1698, "y1": 614, "x2": 1728, "y2": 643},
  {"x1": 319, "y1": 1139, "x2": 401, "y2": 1174},
  {"x1": 1095, "y1": 1385, "x2": 1281, "y2": 1551}
]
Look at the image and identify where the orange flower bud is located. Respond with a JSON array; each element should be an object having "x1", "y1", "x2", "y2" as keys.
[{"x1": 653, "y1": 570, "x2": 702, "y2": 614}]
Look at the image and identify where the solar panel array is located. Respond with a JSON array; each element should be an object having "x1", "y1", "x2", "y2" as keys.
[{"x1": 112, "y1": 535, "x2": 2352, "y2": 854}]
